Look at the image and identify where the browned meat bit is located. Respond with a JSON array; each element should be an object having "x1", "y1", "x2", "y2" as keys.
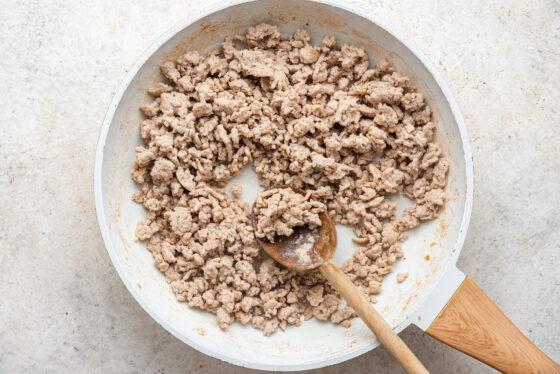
[{"x1": 397, "y1": 272, "x2": 409, "y2": 283}]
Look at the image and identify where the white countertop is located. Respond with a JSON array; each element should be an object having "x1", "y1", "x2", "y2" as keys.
[{"x1": 1, "y1": 1, "x2": 558, "y2": 372}]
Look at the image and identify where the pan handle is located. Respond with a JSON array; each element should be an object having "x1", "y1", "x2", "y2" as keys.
[{"x1": 425, "y1": 275, "x2": 560, "y2": 373}]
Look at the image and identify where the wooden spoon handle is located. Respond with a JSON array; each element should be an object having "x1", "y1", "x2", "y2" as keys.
[
  {"x1": 320, "y1": 259, "x2": 429, "y2": 374},
  {"x1": 426, "y1": 276, "x2": 560, "y2": 374}
]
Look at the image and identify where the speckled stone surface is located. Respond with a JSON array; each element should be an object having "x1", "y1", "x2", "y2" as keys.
[{"x1": 1, "y1": 1, "x2": 558, "y2": 373}]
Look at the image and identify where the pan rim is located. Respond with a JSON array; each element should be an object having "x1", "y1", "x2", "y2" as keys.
[{"x1": 93, "y1": 0, "x2": 474, "y2": 370}]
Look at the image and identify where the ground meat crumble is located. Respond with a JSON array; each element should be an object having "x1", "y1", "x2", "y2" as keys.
[
  {"x1": 132, "y1": 24, "x2": 448, "y2": 336},
  {"x1": 253, "y1": 187, "x2": 326, "y2": 243}
]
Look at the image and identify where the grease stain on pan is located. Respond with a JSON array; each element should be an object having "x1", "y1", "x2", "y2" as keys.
[
  {"x1": 435, "y1": 219, "x2": 449, "y2": 242},
  {"x1": 108, "y1": 199, "x2": 121, "y2": 220},
  {"x1": 119, "y1": 230, "x2": 132, "y2": 250},
  {"x1": 108, "y1": 200, "x2": 133, "y2": 251},
  {"x1": 273, "y1": 341, "x2": 293, "y2": 351},
  {"x1": 196, "y1": 327, "x2": 206, "y2": 336},
  {"x1": 401, "y1": 293, "x2": 419, "y2": 312}
]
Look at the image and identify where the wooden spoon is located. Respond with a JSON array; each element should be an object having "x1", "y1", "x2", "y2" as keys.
[{"x1": 252, "y1": 185, "x2": 430, "y2": 374}]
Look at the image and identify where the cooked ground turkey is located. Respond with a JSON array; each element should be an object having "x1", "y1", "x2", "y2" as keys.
[{"x1": 132, "y1": 23, "x2": 448, "y2": 336}]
